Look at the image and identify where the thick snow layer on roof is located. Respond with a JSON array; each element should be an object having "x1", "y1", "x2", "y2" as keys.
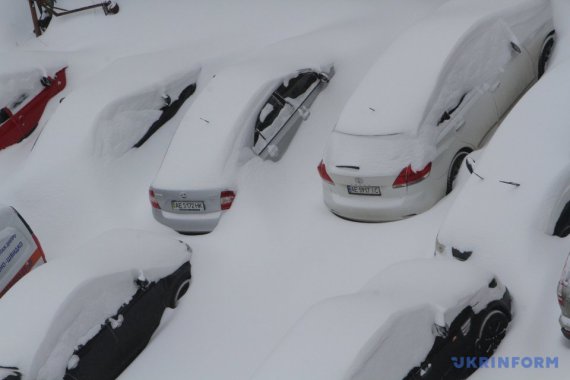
[
  {"x1": 0, "y1": 229, "x2": 189, "y2": 380},
  {"x1": 152, "y1": 52, "x2": 333, "y2": 190},
  {"x1": 92, "y1": 66, "x2": 200, "y2": 157},
  {"x1": 252, "y1": 258, "x2": 496, "y2": 380},
  {"x1": 335, "y1": 0, "x2": 549, "y2": 138},
  {"x1": 251, "y1": 293, "x2": 435, "y2": 380},
  {"x1": 364, "y1": 258, "x2": 494, "y2": 312}
]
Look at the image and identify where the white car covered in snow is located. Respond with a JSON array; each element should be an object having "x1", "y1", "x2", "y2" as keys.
[
  {"x1": 150, "y1": 59, "x2": 334, "y2": 234},
  {"x1": 251, "y1": 259, "x2": 511, "y2": 380},
  {"x1": 318, "y1": 0, "x2": 554, "y2": 222},
  {"x1": 435, "y1": 56, "x2": 570, "y2": 261},
  {"x1": 0, "y1": 229, "x2": 191, "y2": 380}
]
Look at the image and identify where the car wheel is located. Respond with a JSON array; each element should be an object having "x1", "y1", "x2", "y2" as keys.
[
  {"x1": 168, "y1": 277, "x2": 191, "y2": 309},
  {"x1": 554, "y1": 202, "x2": 570, "y2": 237},
  {"x1": 538, "y1": 31, "x2": 556, "y2": 79},
  {"x1": 446, "y1": 149, "x2": 471, "y2": 194},
  {"x1": 475, "y1": 309, "x2": 509, "y2": 357}
]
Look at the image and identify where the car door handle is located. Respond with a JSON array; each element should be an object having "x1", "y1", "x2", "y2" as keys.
[
  {"x1": 455, "y1": 120, "x2": 466, "y2": 131},
  {"x1": 490, "y1": 81, "x2": 501, "y2": 92}
]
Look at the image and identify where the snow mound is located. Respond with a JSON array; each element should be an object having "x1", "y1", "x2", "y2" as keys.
[{"x1": 0, "y1": 229, "x2": 190, "y2": 380}]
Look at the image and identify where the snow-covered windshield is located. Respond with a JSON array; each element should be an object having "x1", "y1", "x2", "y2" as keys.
[{"x1": 325, "y1": 130, "x2": 433, "y2": 175}]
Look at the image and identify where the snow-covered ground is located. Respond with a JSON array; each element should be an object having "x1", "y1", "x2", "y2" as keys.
[{"x1": 1, "y1": 0, "x2": 569, "y2": 379}]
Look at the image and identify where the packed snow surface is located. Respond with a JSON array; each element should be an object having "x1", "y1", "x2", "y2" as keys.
[{"x1": 0, "y1": 0, "x2": 569, "y2": 379}]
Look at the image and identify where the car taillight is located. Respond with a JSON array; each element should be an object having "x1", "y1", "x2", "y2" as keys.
[
  {"x1": 317, "y1": 160, "x2": 334, "y2": 185},
  {"x1": 559, "y1": 294, "x2": 565, "y2": 306},
  {"x1": 149, "y1": 189, "x2": 160, "y2": 209},
  {"x1": 221, "y1": 190, "x2": 236, "y2": 211},
  {"x1": 393, "y1": 162, "x2": 432, "y2": 188}
]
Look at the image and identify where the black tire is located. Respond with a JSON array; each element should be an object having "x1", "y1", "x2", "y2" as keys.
[
  {"x1": 538, "y1": 31, "x2": 556, "y2": 79},
  {"x1": 168, "y1": 278, "x2": 190, "y2": 309},
  {"x1": 475, "y1": 309, "x2": 509, "y2": 357},
  {"x1": 446, "y1": 149, "x2": 471, "y2": 194},
  {"x1": 553, "y1": 202, "x2": 570, "y2": 237}
]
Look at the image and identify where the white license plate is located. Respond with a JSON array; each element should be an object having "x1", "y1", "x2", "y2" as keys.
[
  {"x1": 172, "y1": 200, "x2": 205, "y2": 211},
  {"x1": 347, "y1": 185, "x2": 381, "y2": 196}
]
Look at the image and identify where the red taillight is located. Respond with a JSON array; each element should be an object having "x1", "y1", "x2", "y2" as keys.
[
  {"x1": 317, "y1": 160, "x2": 334, "y2": 185},
  {"x1": 221, "y1": 190, "x2": 236, "y2": 211},
  {"x1": 149, "y1": 189, "x2": 160, "y2": 209},
  {"x1": 559, "y1": 294, "x2": 565, "y2": 306},
  {"x1": 392, "y1": 162, "x2": 432, "y2": 188}
]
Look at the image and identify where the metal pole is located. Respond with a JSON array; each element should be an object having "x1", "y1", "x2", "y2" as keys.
[{"x1": 27, "y1": 0, "x2": 42, "y2": 37}]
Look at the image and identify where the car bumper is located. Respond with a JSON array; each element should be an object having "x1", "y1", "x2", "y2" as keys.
[
  {"x1": 322, "y1": 181, "x2": 441, "y2": 222},
  {"x1": 152, "y1": 208, "x2": 221, "y2": 234}
]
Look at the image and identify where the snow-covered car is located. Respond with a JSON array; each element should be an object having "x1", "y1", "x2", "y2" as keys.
[
  {"x1": 318, "y1": 0, "x2": 554, "y2": 222},
  {"x1": 251, "y1": 259, "x2": 511, "y2": 380},
  {"x1": 0, "y1": 229, "x2": 191, "y2": 380},
  {"x1": 435, "y1": 55, "x2": 570, "y2": 262},
  {"x1": 93, "y1": 64, "x2": 201, "y2": 156},
  {"x1": 0, "y1": 205, "x2": 45, "y2": 298},
  {"x1": 0, "y1": 67, "x2": 66, "y2": 150},
  {"x1": 558, "y1": 253, "x2": 570, "y2": 339},
  {"x1": 150, "y1": 61, "x2": 334, "y2": 234}
]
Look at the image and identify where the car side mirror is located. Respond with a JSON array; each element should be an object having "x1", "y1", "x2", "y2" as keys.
[
  {"x1": 510, "y1": 41, "x2": 522, "y2": 54},
  {"x1": 267, "y1": 144, "x2": 280, "y2": 159},
  {"x1": 297, "y1": 105, "x2": 310, "y2": 121},
  {"x1": 438, "y1": 111, "x2": 451, "y2": 126},
  {"x1": 465, "y1": 157, "x2": 474, "y2": 174},
  {"x1": 432, "y1": 323, "x2": 449, "y2": 338}
]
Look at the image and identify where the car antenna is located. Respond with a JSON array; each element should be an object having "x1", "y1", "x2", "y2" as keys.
[{"x1": 368, "y1": 107, "x2": 376, "y2": 112}]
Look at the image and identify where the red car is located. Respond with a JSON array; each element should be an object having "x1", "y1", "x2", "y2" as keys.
[{"x1": 0, "y1": 67, "x2": 67, "y2": 150}]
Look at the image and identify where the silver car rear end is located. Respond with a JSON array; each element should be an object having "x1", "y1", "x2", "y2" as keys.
[{"x1": 150, "y1": 187, "x2": 232, "y2": 234}]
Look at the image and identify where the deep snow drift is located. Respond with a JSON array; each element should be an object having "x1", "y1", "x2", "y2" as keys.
[{"x1": 1, "y1": 0, "x2": 569, "y2": 379}]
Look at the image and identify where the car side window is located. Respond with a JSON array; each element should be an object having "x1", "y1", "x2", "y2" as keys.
[
  {"x1": 437, "y1": 92, "x2": 468, "y2": 126},
  {"x1": 253, "y1": 71, "x2": 320, "y2": 155},
  {"x1": 253, "y1": 93, "x2": 287, "y2": 146},
  {"x1": 0, "y1": 108, "x2": 10, "y2": 125},
  {"x1": 276, "y1": 72, "x2": 319, "y2": 103}
]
